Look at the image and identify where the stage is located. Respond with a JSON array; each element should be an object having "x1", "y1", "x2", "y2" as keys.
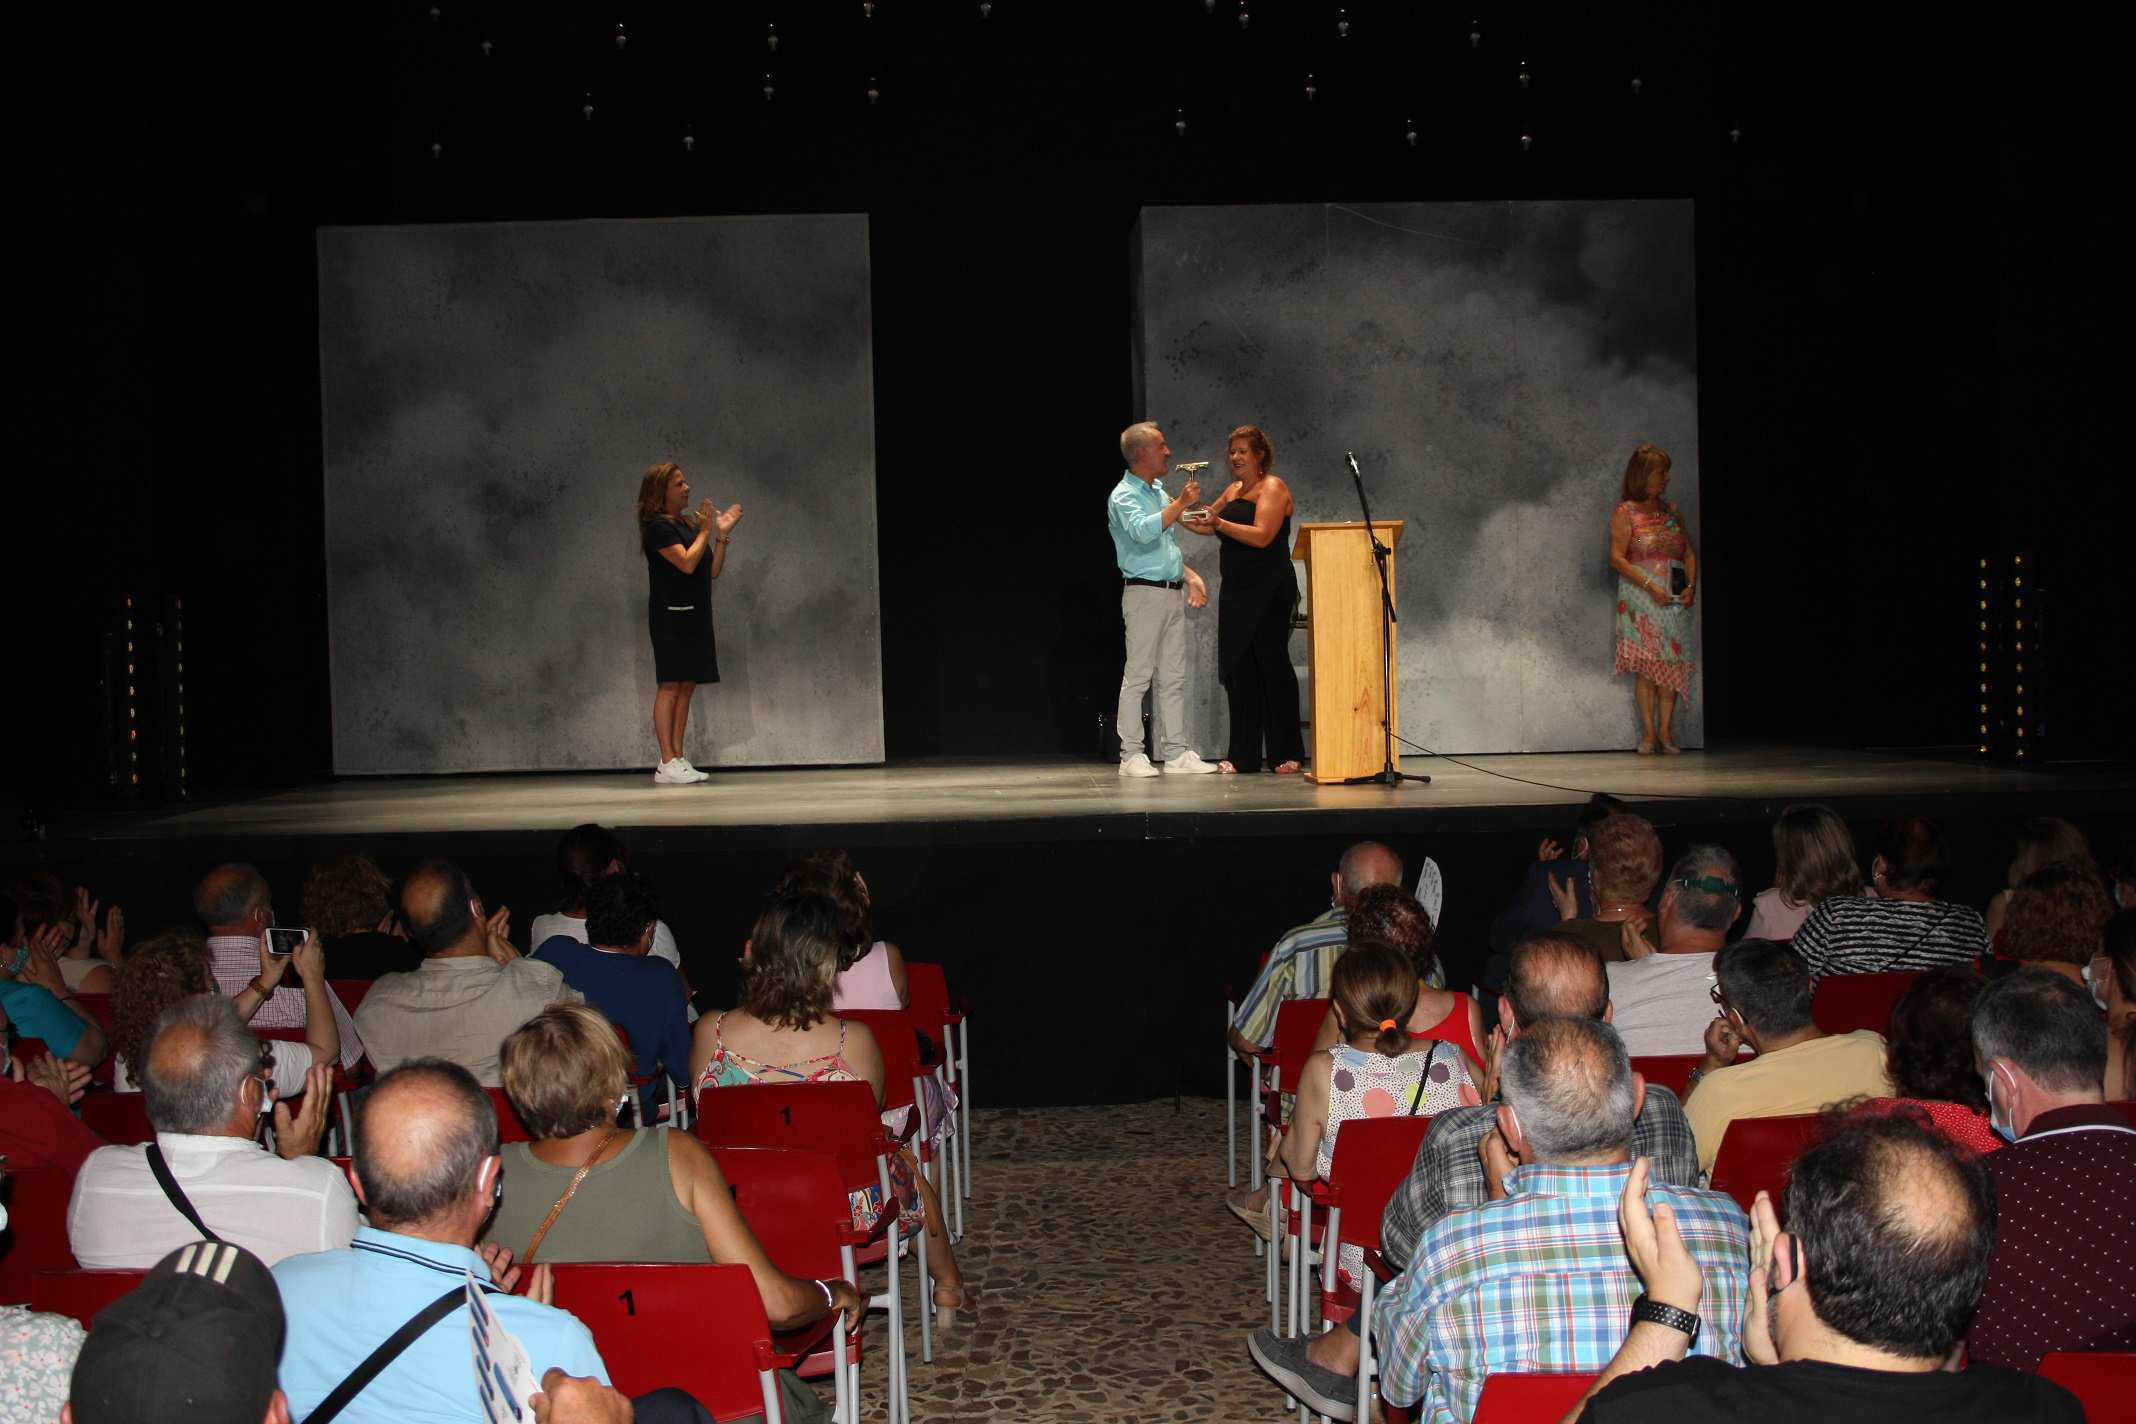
[
  {"x1": 72, "y1": 744, "x2": 2135, "y2": 850},
  {"x1": 42, "y1": 744, "x2": 2134, "y2": 1107}
]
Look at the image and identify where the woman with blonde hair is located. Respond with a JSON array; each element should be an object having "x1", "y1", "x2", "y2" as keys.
[
  {"x1": 1985, "y1": 817, "x2": 2096, "y2": 939},
  {"x1": 636, "y1": 461, "x2": 742, "y2": 786},
  {"x1": 1187, "y1": 424, "x2": 1305, "y2": 774},
  {"x1": 1608, "y1": 443, "x2": 1697, "y2": 754},
  {"x1": 1746, "y1": 804, "x2": 1864, "y2": 942},
  {"x1": 488, "y1": 1002, "x2": 855, "y2": 1424}
]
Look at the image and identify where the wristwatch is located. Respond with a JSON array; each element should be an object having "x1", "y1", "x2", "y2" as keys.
[{"x1": 1631, "y1": 1293, "x2": 1700, "y2": 1346}]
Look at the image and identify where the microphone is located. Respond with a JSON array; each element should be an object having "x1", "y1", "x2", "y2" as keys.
[
  {"x1": 1346, "y1": 451, "x2": 1361, "y2": 478},
  {"x1": 1175, "y1": 461, "x2": 1211, "y2": 473}
]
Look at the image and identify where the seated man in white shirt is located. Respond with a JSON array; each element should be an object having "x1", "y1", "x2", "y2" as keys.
[
  {"x1": 68, "y1": 992, "x2": 356, "y2": 1268},
  {"x1": 355, "y1": 860, "x2": 581, "y2": 1087},
  {"x1": 1606, "y1": 846, "x2": 1745, "y2": 1056}
]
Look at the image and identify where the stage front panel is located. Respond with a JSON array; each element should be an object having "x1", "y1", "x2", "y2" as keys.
[
  {"x1": 1136, "y1": 201, "x2": 1701, "y2": 755},
  {"x1": 317, "y1": 214, "x2": 884, "y2": 774}
]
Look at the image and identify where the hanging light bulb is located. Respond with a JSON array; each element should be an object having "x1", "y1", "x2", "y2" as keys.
[
  {"x1": 480, "y1": 38, "x2": 492, "y2": 57},
  {"x1": 1520, "y1": 132, "x2": 1534, "y2": 151},
  {"x1": 1630, "y1": 76, "x2": 1643, "y2": 95},
  {"x1": 682, "y1": 126, "x2": 696, "y2": 152},
  {"x1": 766, "y1": 22, "x2": 778, "y2": 52},
  {"x1": 1237, "y1": 1, "x2": 1250, "y2": 29},
  {"x1": 1468, "y1": 18, "x2": 1482, "y2": 48},
  {"x1": 1304, "y1": 72, "x2": 1317, "y2": 101},
  {"x1": 430, "y1": 139, "x2": 443, "y2": 159},
  {"x1": 1174, "y1": 107, "x2": 1187, "y2": 137},
  {"x1": 613, "y1": 22, "x2": 627, "y2": 50},
  {"x1": 1729, "y1": 121, "x2": 1743, "y2": 145},
  {"x1": 1336, "y1": 8, "x2": 1350, "y2": 37},
  {"x1": 867, "y1": 75, "x2": 880, "y2": 104},
  {"x1": 1518, "y1": 60, "x2": 1531, "y2": 89},
  {"x1": 582, "y1": 92, "x2": 595, "y2": 121},
  {"x1": 1405, "y1": 119, "x2": 1418, "y2": 147},
  {"x1": 763, "y1": 72, "x2": 776, "y2": 101}
]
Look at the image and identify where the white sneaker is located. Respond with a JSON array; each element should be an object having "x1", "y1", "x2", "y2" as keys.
[
  {"x1": 1163, "y1": 750, "x2": 1219, "y2": 774},
  {"x1": 1119, "y1": 753, "x2": 1160, "y2": 778},
  {"x1": 676, "y1": 757, "x2": 711, "y2": 782},
  {"x1": 653, "y1": 758, "x2": 697, "y2": 786}
]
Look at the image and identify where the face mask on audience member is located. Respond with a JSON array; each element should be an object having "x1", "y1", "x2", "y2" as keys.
[{"x1": 1983, "y1": 1064, "x2": 2017, "y2": 1143}]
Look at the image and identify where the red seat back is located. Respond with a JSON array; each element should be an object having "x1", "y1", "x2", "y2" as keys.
[
  {"x1": 1810, "y1": 971, "x2": 1923, "y2": 1035},
  {"x1": 902, "y1": 961, "x2": 958, "y2": 1030},
  {"x1": 836, "y1": 1009, "x2": 925, "y2": 1113},
  {"x1": 79, "y1": 1091, "x2": 155, "y2": 1146},
  {"x1": 1322, "y1": 1116, "x2": 1433, "y2": 1253},
  {"x1": 548, "y1": 1263, "x2": 776, "y2": 1423},
  {"x1": 0, "y1": 1167, "x2": 81, "y2": 1304},
  {"x1": 695, "y1": 1079, "x2": 888, "y2": 1202},
  {"x1": 72, "y1": 993, "x2": 117, "y2": 1033},
  {"x1": 1270, "y1": 998, "x2": 1333, "y2": 1094},
  {"x1": 487, "y1": 1087, "x2": 532, "y2": 1144},
  {"x1": 1629, "y1": 1054, "x2": 1706, "y2": 1102},
  {"x1": 2035, "y1": 1351, "x2": 2136, "y2": 1414},
  {"x1": 328, "y1": 979, "x2": 370, "y2": 1016},
  {"x1": 9, "y1": 1038, "x2": 51, "y2": 1062},
  {"x1": 30, "y1": 1268, "x2": 147, "y2": 1326},
  {"x1": 710, "y1": 1146, "x2": 849, "y2": 1280},
  {"x1": 1471, "y1": 1372, "x2": 1600, "y2": 1423},
  {"x1": 1708, "y1": 1113, "x2": 1824, "y2": 1216}
]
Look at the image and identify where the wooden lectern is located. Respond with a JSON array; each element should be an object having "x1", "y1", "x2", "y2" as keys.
[{"x1": 1292, "y1": 520, "x2": 1404, "y2": 784}]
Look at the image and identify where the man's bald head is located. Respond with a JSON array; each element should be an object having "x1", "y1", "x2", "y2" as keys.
[
  {"x1": 1784, "y1": 1109, "x2": 1996, "y2": 1361},
  {"x1": 142, "y1": 993, "x2": 258, "y2": 1135},
  {"x1": 353, "y1": 1060, "x2": 498, "y2": 1232},
  {"x1": 1336, "y1": 842, "x2": 1404, "y2": 905},
  {"x1": 1503, "y1": 932, "x2": 1610, "y2": 1031},
  {"x1": 399, "y1": 860, "x2": 481, "y2": 957},
  {"x1": 193, "y1": 863, "x2": 271, "y2": 931}
]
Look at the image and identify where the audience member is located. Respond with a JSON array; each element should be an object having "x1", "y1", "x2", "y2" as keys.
[
  {"x1": 1, "y1": 1036, "x2": 100, "y2": 1172},
  {"x1": 1995, "y1": 860, "x2": 2112, "y2": 986},
  {"x1": 1264, "y1": 932, "x2": 1706, "y2": 1408},
  {"x1": 1330, "y1": 1019, "x2": 1747, "y2": 1423},
  {"x1": 528, "y1": 823, "x2": 686, "y2": 971},
  {"x1": 692, "y1": 890, "x2": 968, "y2": 1328},
  {"x1": 532, "y1": 872, "x2": 691, "y2": 1118},
  {"x1": 1551, "y1": 812, "x2": 1663, "y2": 964},
  {"x1": 784, "y1": 851, "x2": 910, "y2": 1011},
  {"x1": 1604, "y1": 846, "x2": 1744, "y2": 1055},
  {"x1": 1966, "y1": 969, "x2": 2136, "y2": 1369},
  {"x1": 2, "y1": 1230, "x2": 86, "y2": 1423},
  {"x1": 65, "y1": 1241, "x2": 290, "y2": 1424},
  {"x1": 1744, "y1": 804, "x2": 1861, "y2": 942},
  {"x1": 1682, "y1": 939, "x2": 1892, "y2": 1174},
  {"x1": 69, "y1": 993, "x2": 350, "y2": 1268},
  {"x1": 1984, "y1": 816, "x2": 2096, "y2": 941},
  {"x1": 1227, "y1": 841, "x2": 1404, "y2": 1059},
  {"x1": 1577, "y1": 1112, "x2": 2082, "y2": 1423},
  {"x1": 2098, "y1": 907, "x2": 2134, "y2": 1099},
  {"x1": 1, "y1": 893, "x2": 110, "y2": 1067},
  {"x1": 195, "y1": 863, "x2": 365, "y2": 1070},
  {"x1": 1485, "y1": 793, "x2": 1624, "y2": 991},
  {"x1": 301, "y1": 853, "x2": 420, "y2": 980},
  {"x1": 273, "y1": 1060, "x2": 657, "y2": 1424},
  {"x1": 1791, "y1": 818, "x2": 1989, "y2": 978},
  {"x1": 1861, "y1": 969, "x2": 2001, "y2": 1154},
  {"x1": 355, "y1": 860, "x2": 581, "y2": 1086},
  {"x1": 1276, "y1": 943, "x2": 1471, "y2": 1282},
  {"x1": 1319, "y1": 885, "x2": 1478, "y2": 1070},
  {"x1": 112, "y1": 930, "x2": 338, "y2": 1096},
  {"x1": 486, "y1": 1004, "x2": 853, "y2": 1424},
  {"x1": 13, "y1": 873, "x2": 127, "y2": 994}
]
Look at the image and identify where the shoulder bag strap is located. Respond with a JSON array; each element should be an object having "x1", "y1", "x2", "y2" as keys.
[
  {"x1": 522, "y1": 1127, "x2": 620, "y2": 1265},
  {"x1": 144, "y1": 1143, "x2": 223, "y2": 1243},
  {"x1": 300, "y1": 1286, "x2": 466, "y2": 1424},
  {"x1": 1408, "y1": 1042, "x2": 1440, "y2": 1116}
]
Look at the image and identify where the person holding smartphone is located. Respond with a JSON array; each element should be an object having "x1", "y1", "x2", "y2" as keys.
[
  {"x1": 1608, "y1": 443, "x2": 1698, "y2": 755},
  {"x1": 637, "y1": 461, "x2": 741, "y2": 787}
]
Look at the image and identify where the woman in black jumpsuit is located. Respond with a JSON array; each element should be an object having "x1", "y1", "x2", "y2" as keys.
[
  {"x1": 1200, "y1": 425, "x2": 1306, "y2": 774},
  {"x1": 635, "y1": 461, "x2": 741, "y2": 783}
]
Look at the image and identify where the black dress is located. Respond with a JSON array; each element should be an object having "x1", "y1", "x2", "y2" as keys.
[
  {"x1": 1217, "y1": 496, "x2": 1305, "y2": 772},
  {"x1": 643, "y1": 517, "x2": 720, "y2": 685}
]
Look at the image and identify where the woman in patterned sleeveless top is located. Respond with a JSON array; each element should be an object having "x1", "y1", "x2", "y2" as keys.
[{"x1": 1608, "y1": 444, "x2": 1698, "y2": 754}]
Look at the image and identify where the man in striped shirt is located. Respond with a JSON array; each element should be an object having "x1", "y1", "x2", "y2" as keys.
[
  {"x1": 1227, "y1": 841, "x2": 1404, "y2": 1058},
  {"x1": 1374, "y1": 1018, "x2": 1749, "y2": 1423}
]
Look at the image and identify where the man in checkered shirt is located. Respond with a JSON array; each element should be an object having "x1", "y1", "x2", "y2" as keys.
[{"x1": 198, "y1": 863, "x2": 365, "y2": 1070}]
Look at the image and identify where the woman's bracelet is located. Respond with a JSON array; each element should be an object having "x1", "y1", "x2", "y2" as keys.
[{"x1": 716, "y1": 536, "x2": 732, "y2": 546}]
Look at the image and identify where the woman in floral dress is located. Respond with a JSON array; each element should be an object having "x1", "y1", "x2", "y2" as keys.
[{"x1": 1608, "y1": 444, "x2": 1698, "y2": 753}]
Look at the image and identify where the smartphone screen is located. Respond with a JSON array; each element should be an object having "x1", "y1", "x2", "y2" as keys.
[{"x1": 264, "y1": 926, "x2": 308, "y2": 958}]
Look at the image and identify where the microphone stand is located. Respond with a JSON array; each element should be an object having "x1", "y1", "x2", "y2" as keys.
[{"x1": 1339, "y1": 452, "x2": 1430, "y2": 787}]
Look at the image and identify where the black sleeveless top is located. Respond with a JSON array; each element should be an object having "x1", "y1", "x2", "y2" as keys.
[{"x1": 1217, "y1": 494, "x2": 1295, "y2": 677}]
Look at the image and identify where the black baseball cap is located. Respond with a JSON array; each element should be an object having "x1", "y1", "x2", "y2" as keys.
[{"x1": 68, "y1": 1240, "x2": 286, "y2": 1423}]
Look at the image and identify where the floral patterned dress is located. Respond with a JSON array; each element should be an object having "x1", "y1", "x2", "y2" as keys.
[
  {"x1": 1313, "y1": 1041, "x2": 1471, "y2": 1286},
  {"x1": 1613, "y1": 500, "x2": 1695, "y2": 697}
]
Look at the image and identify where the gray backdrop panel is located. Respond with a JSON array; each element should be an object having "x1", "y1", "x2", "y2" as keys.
[
  {"x1": 1134, "y1": 200, "x2": 1700, "y2": 756},
  {"x1": 318, "y1": 215, "x2": 884, "y2": 774}
]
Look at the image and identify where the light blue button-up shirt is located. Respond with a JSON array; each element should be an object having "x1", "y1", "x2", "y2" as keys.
[
  {"x1": 1107, "y1": 471, "x2": 1185, "y2": 582},
  {"x1": 275, "y1": 1226, "x2": 609, "y2": 1424}
]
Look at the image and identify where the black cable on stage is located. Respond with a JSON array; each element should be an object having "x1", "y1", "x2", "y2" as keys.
[{"x1": 1383, "y1": 729, "x2": 1726, "y2": 803}]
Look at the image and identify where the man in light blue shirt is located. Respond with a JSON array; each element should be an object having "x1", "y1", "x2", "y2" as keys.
[
  {"x1": 273, "y1": 1060, "x2": 615, "y2": 1424},
  {"x1": 1109, "y1": 421, "x2": 1217, "y2": 777}
]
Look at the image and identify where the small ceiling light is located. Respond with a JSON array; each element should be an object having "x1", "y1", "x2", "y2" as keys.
[
  {"x1": 1729, "y1": 121, "x2": 1743, "y2": 145},
  {"x1": 1405, "y1": 119, "x2": 1418, "y2": 147},
  {"x1": 1205, "y1": 0, "x2": 1216, "y2": 11},
  {"x1": 430, "y1": 139, "x2": 443, "y2": 159},
  {"x1": 1237, "y1": 1, "x2": 1250, "y2": 29},
  {"x1": 864, "y1": 1, "x2": 875, "y2": 15},
  {"x1": 766, "y1": 22, "x2": 778, "y2": 52},
  {"x1": 1336, "y1": 8, "x2": 1350, "y2": 38},
  {"x1": 614, "y1": 22, "x2": 627, "y2": 50},
  {"x1": 1630, "y1": 75, "x2": 1643, "y2": 95},
  {"x1": 1304, "y1": 72, "x2": 1317, "y2": 101},
  {"x1": 1174, "y1": 107, "x2": 1188, "y2": 137},
  {"x1": 683, "y1": 126, "x2": 696, "y2": 152},
  {"x1": 429, "y1": 5, "x2": 441, "y2": 21},
  {"x1": 978, "y1": 1, "x2": 992, "y2": 16},
  {"x1": 1518, "y1": 60, "x2": 1531, "y2": 89},
  {"x1": 1469, "y1": 18, "x2": 1482, "y2": 48},
  {"x1": 582, "y1": 92, "x2": 595, "y2": 121},
  {"x1": 867, "y1": 75, "x2": 880, "y2": 104},
  {"x1": 480, "y1": 38, "x2": 493, "y2": 57},
  {"x1": 1520, "y1": 132, "x2": 1534, "y2": 151},
  {"x1": 763, "y1": 72, "x2": 776, "y2": 101}
]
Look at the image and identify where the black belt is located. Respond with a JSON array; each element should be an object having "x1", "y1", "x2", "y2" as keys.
[{"x1": 1124, "y1": 578, "x2": 1184, "y2": 590}]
